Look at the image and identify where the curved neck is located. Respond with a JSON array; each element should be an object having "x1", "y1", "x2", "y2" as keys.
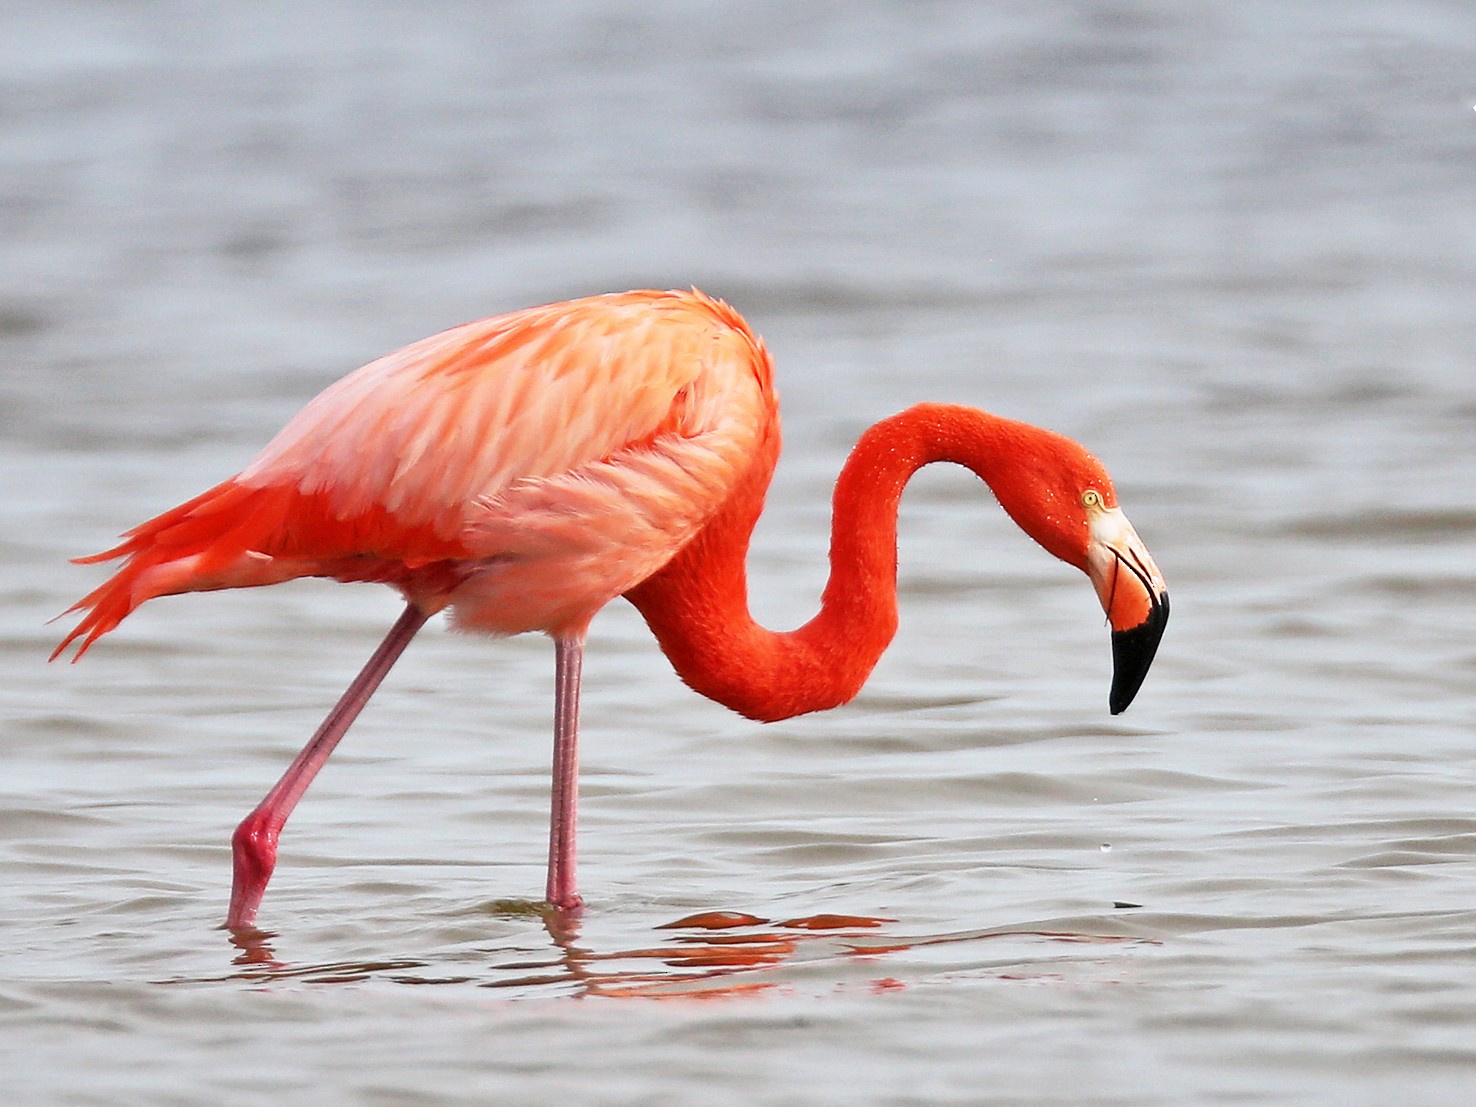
[{"x1": 624, "y1": 403, "x2": 1031, "y2": 722}]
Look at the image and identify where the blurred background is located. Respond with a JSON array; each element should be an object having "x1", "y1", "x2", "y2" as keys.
[{"x1": 3, "y1": 2, "x2": 1475, "y2": 1104}]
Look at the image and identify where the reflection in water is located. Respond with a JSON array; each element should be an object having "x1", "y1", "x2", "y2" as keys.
[
  {"x1": 206, "y1": 907, "x2": 1155, "y2": 999},
  {"x1": 224, "y1": 925, "x2": 436, "y2": 983}
]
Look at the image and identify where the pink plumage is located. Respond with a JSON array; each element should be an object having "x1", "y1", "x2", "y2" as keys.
[{"x1": 55, "y1": 289, "x2": 775, "y2": 656}]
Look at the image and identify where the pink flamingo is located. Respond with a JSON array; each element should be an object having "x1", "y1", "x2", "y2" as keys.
[{"x1": 54, "y1": 289, "x2": 1168, "y2": 928}]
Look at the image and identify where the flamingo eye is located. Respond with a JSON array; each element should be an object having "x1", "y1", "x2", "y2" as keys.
[{"x1": 1081, "y1": 489, "x2": 1103, "y2": 509}]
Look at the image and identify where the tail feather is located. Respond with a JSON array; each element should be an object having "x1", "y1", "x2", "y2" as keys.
[
  {"x1": 49, "y1": 568, "x2": 145, "y2": 662},
  {"x1": 51, "y1": 479, "x2": 251, "y2": 662},
  {"x1": 54, "y1": 477, "x2": 473, "y2": 662}
]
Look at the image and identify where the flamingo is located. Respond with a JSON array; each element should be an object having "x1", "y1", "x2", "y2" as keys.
[{"x1": 53, "y1": 288, "x2": 1168, "y2": 929}]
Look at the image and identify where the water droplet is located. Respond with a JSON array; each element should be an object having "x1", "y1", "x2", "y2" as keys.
[{"x1": 1100, "y1": 843, "x2": 1112, "y2": 853}]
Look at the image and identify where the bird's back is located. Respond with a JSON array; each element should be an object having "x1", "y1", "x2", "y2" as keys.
[{"x1": 56, "y1": 289, "x2": 777, "y2": 657}]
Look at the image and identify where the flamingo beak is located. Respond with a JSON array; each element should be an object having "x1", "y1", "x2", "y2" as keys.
[{"x1": 1085, "y1": 508, "x2": 1169, "y2": 715}]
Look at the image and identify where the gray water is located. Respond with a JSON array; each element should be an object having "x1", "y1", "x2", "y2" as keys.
[{"x1": 4, "y1": 1, "x2": 1476, "y2": 1103}]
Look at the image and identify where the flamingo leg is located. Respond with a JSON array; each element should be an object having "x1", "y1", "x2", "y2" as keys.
[
  {"x1": 545, "y1": 634, "x2": 585, "y2": 911},
  {"x1": 227, "y1": 603, "x2": 430, "y2": 929}
]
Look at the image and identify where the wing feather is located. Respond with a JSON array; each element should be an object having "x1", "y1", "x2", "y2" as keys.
[{"x1": 239, "y1": 291, "x2": 733, "y2": 538}]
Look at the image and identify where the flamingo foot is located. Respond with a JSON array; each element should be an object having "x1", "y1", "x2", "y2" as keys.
[
  {"x1": 544, "y1": 875, "x2": 584, "y2": 914},
  {"x1": 227, "y1": 809, "x2": 281, "y2": 929}
]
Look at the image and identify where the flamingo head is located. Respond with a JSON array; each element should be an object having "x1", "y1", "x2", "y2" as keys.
[{"x1": 987, "y1": 428, "x2": 1169, "y2": 714}]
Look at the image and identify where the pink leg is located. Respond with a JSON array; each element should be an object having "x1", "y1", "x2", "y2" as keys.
[
  {"x1": 227, "y1": 603, "x2": 430, "y2": 930},
  {"x1": 545, "y1": 634, "x2": 585, "y2": 911}
]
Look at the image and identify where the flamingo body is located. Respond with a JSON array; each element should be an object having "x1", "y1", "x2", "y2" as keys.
[
  {"x1": 56, "y1": 288, "x2": 1168, "y2": 927},
  {"x1": 58, "y1": 290, "x2": 774, "y2": 653}
]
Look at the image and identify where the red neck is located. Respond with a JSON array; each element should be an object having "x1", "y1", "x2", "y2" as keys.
[{"x1": 625, "y1": 403, "x2": 1038, "y2": 722}]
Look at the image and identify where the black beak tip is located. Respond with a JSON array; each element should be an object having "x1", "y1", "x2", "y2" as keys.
[{"x1": 1109, "y1": 592, "x2": 1169, "y2": 715}]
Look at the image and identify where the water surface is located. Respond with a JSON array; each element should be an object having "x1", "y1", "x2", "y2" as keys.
[{"x1": 4, "y1": 2, "x2": 1476, "y2": 1104}]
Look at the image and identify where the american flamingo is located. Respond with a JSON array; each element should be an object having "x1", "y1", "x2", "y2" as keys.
[{"x1": 54, "y1": 289, "x2": 1168, "y2": 929}]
